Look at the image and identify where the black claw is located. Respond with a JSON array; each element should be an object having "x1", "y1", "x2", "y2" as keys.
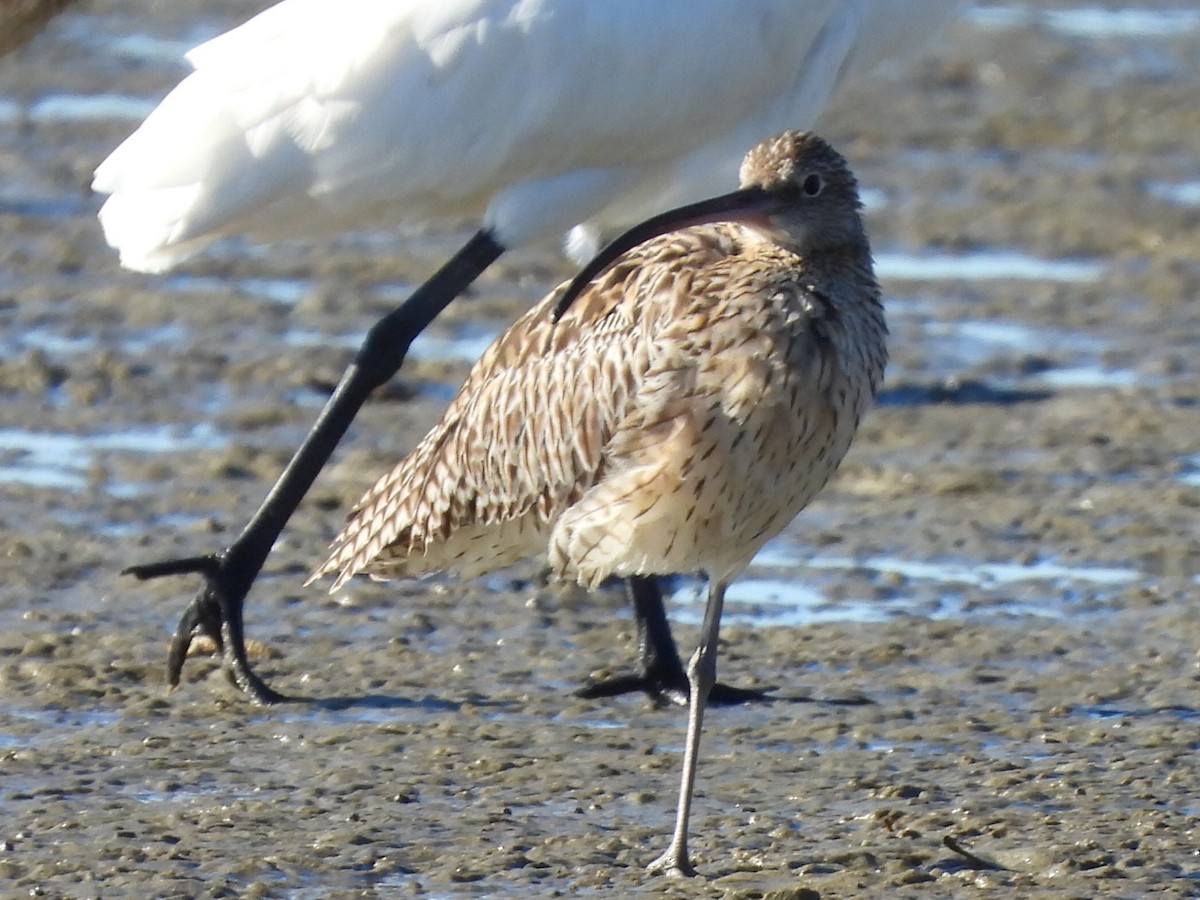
[
  {"x1": 124, "y1": 554, "x2": 221, "y2": 581},
  {"x1": 220, "y1": 618, "x2": 290, "y2": 705},
  {"x1": 166, "y1": 591, "x2": 220, "y2": 688},
  {"x1": 225, "y1": 659, "x2": 290, "y2": 705},
  {"x1": 707, "y1": 682, "x2": 773, "y2": 706}
]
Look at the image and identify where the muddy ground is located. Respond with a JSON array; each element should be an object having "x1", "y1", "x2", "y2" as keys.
[{"x1": 1, "y1": 1, "x2": 1199, "y2": 897}]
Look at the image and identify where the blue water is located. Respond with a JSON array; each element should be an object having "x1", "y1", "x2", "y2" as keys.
[
  {"x1": 967, "y1": 5, "x2": 1200, "y2": 38},
  {"x1": 667, "y1": 541, "x2": 1143, "y2": 628},
  {"x1": 1147, "y1": 181, "x2": 1200, "y2": 207},
  {"x1": 875, "y1": 251, "x2": 1104, "y2": 283},
  {"x1": 26, "y1": 93, "x2": 158, "y2": 123},
  {"x1": 0, "y1": 425, "x2": 226, "y2": 492}
]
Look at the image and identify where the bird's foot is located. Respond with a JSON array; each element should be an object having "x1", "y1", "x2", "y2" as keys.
[
  {"x1": 576, "y1": 670, "x2": 688, "y2": 706},
  {"x1": 124, "y1": 552, "x2": 289, "y2": 705},
  {"x1": 575, "y1": 667, "x2": 770, "y2": 707},
  {"x1": 646, "y1": 844, "x2": 697, "y2": 878}
]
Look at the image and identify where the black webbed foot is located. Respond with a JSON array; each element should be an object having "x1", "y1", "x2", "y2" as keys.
[{"x1": 576, "y1": 667, "x2": 771, "y2": 707}]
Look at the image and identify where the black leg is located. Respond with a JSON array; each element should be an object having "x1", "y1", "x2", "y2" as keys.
[
  {"x1": 576, "y1": 575, "x2": 771, "y2": 707},
  {"x1": 124, "y1": 230, "x2": 506, "y2": 704}
]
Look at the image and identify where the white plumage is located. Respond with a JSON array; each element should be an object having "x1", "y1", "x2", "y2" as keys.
[{"x1": 93, "y1": 0, "x2": 956, "y2": 273}]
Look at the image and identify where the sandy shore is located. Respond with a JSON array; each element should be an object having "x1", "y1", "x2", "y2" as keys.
[{"x1": 1, "y1": 1, "x2": 1199, "y2": 896}]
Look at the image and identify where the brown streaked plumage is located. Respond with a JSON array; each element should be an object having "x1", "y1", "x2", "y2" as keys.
[{"x1": 311, "y1": 130, "x2": 886, "y2": 876}]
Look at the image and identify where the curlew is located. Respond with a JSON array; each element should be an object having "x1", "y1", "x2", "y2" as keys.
[
  {"x1": 311, "y1": 131, "x2": 887, "y2": 875},
  {"x1": 97, "y1": 0, "x2": 953, "y2": 703}
]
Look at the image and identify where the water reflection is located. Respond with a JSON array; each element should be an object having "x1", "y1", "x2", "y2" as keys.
[
  {"x1": 666, "y1": 541, "x2": 1143, "y2": 629},
  {"x1": 27, "y1": 93, "x2": 158, "y2": 123},
  {"x1": 967, "y1": 5, "x2": 1200, "y2": 38},
  {"x1": 164, "y1": 274, "x2": 313, "y2": 305},
  {"x1": 1147, "y1": 181, "x2": 1200, "y2": 207},
  {"x1": 876, "y1": 251, "x2": 1104, "y2": 283},
  {"x1": 0, "y1": 424, "x2": 226, "y2": 492}
]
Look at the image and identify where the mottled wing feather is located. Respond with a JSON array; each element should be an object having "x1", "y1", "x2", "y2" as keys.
[{"x1": 313, "y1": 228, "x2": 744, "y2": 589}]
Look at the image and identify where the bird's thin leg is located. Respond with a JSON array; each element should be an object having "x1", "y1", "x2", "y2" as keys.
[
  {"x1": 575, "y1": 576, "x2": 769, "y2": 707},
  {"x1": 124, "y1": 229, "x2": 506, "y2": 704},
  {"x1": 647, "y1": 581, "x2": 726, "y2": 878}
]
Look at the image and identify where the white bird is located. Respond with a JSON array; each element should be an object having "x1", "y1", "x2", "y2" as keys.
[{"x1": 97, "y1": 0, "x2": 955, "y2": 703}]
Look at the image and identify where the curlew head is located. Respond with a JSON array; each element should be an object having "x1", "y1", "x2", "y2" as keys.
[
  {"x1": 735, "y1": 130, "x2": 867, "y2": 257},
  {"x1": 553, "y1": 130, "x2": 867, "y2": 320}
]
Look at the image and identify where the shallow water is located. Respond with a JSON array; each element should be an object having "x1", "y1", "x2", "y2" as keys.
[
  {"x1": 1, "y1": 1, "x2": 1199, "y2": 897},
  {"x1": 966, "y1": 4, "x2": 1200, "y2": 37}
]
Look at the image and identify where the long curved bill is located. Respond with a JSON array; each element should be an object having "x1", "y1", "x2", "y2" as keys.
[{"x1": 551, "y1": 186, "x2": 781, "y2": 322}]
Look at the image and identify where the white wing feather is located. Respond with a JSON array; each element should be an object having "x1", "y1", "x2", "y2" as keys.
[{"x1": 93, "y1": 0, "x2": 955, "y2": 272}]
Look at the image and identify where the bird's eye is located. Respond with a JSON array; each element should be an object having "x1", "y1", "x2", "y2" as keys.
[{"x1": 802, "y1": 174, "x2": 824, "y2": 196}]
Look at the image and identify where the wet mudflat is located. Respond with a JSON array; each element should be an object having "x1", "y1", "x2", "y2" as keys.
[{"x1": 1, "y1": 1, "x2": 1200, "y2": 897}]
